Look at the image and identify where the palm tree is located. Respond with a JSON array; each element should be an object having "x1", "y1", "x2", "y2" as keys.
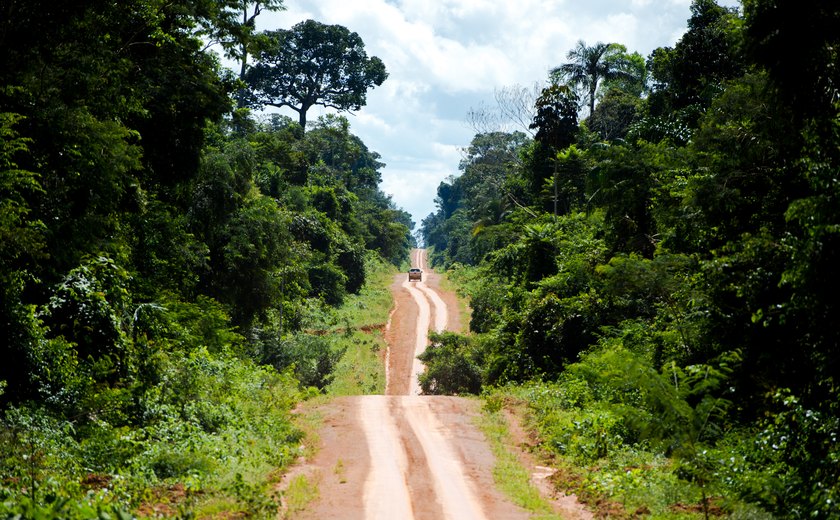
[{"x1": 551, "y1": 40, "x2": 632, "y2": 116}]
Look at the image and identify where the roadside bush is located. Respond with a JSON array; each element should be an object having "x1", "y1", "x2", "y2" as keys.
[
  {"x1": 418, "y1": 332, "x2": 484, "y2": 395},
  {"x1": 308, "y1": 262, "x2": 348, "y2": 306},
  {"x1": 518, "y1": 292, "x2": 602, "y2": 376},
  {"x1": 259, "y1": 333, "x2": 345, "y2": 390},
  {"x1": 335, "y1": 243, "x2": 366, "y2": 294},
  {"x1": 0, "y1": 406, "x2": 137, "y2": 519},
  {"x1": 716, "y1": 391, "x2": 840, "y2": 518},
  {"x1": 42, "y1": 256, "x2": 132, "y2": 384},
  {"x1": 469, "y1": 278, "x2": 520, "y2": 334},
  {"x1": 541, "y1": 404, "x2": 631, "y2": 463}
]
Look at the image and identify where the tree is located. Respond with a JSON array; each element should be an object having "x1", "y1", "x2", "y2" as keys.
[
  {"x1": 743, "y1": 0, "x2": 840, "y2": 120},
  {"x1": 245, "y1": 20, "x2": 388, "y2": 130},
  {"x1": 530, "y1": 83, "x2": 579, "y2": 151},
  {"x1": 525, "y1": 84, "x2": 579, "y2": 207},
  {"x1": 671, "y1": 0, "x2": 743, "y2": 108},
  {"x1": 587, "y1": 87, "x2": 642, "y2": 141},
  {"x1": 741, "y1": 0, "x2": 840, "y2": 415},
  {"x1": 194, "y1": 0, "x2": 286, "y2": 80},
  {"x1": 601, "y1": 50, "x2": 647, "y2": 98},
  {"x1": 551, "y1": 40, "x2": 634, "y2": 116},
  {"x1": 647, "y1": 0, "x2": 743, "y2": 117},
  {"x1": 466, "y1": 83, "x2": 542, "y2": 136}
]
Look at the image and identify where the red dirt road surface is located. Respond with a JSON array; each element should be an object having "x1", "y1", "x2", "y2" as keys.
[{"x1": 283, "y1": 249, "x2": 591, "y2": 519}]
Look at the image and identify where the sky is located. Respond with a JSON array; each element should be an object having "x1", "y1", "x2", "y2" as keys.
[{"x1": 240, "y1": 0, "x2": 741, "y2": 229}]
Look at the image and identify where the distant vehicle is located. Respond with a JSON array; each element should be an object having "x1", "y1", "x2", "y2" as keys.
[{"x1": 408, "y1": 268, "x2": 422, "y2": 281}]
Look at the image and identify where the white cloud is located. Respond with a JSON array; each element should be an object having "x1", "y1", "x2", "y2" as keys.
[
  {"x1": 381, "y1": 163, "x2": 453, "y2": 223},
  {"x1": 354, "y1": 111, "x2": 394, "y2": 135},
  {"x1": 586, "y1": 13, "x2": 640, "y2": 45}
]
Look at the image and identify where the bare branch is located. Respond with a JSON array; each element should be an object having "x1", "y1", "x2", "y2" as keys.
[
  {"x1": 465, "y1": 100, "x2": 500, "y2": 135},
  {"x1": 494, "y1": 82, "x2": 542, "y2": 136},
  {"x1": 465, "y1": 82, "x2": 544, "y2": 136}
]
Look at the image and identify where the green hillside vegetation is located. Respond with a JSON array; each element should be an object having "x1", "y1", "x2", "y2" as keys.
[
  {"x1": 1, "y1": 1, "x2": 408, "y2": 516},
  {"x1": 421, "y1": 0, "x2": 840, "y2": 517}
]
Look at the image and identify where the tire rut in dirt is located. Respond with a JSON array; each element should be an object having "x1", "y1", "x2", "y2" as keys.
[
  {"x1": 388, "y1": 397, "x2": 446, "y2": 519},
  {"x1": 399, "y1": 396, "x2": 489, "y2": 519},
  {"x1": 384, "y1": 276, "x2": 416, "y2": 396}
]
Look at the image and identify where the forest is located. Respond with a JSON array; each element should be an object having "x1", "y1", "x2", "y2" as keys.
[
  {"x1": 420, "y1": 0, "x2": 839, "y2": 517},
  {"x1": 2, "y1": 0, "x2": 839, "y2": 517},
  {"x1": 1, "y1": 0, "x2": 409, "y2": 516}
]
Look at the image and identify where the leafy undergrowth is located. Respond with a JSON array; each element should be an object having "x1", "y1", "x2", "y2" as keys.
[
  {"x1": 1, "y1": 352, "x2": 304, "y2": 519},
  {"x1": 482, "y1": 382, "x2": 780, "y2": 520},
  {"x1": 0, "y1": 256, "x2": 395, "y2": 518}
]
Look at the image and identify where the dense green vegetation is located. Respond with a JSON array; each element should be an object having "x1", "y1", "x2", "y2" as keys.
[
  {"x1": 1, "y1": 0, "x2": 409, "y2": 516},
  {"x1": 421, "y1": 0, "x2": 839, "y2": 517}
]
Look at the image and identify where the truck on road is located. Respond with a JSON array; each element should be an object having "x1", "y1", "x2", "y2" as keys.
[{"x1": 408, "y1": 268, "x2": 422, "y2": 282}]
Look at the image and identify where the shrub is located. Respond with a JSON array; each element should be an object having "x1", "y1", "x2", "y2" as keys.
[
  {"x1": 259, "y1": 333, "x2": 345, "y2": 390},
  {"x1": 418, "y1": 332, "x2": 484, "y2": 395}
]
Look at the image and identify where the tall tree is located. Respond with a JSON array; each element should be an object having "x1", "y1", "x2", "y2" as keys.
[
  {"x1": 743, "y1": 0, "x2": 839, "y2": 120},
  {"x1": 551, "y1": 40, "x2": 633, "y2": 116},
  {"x1": 530, "y1": 83, "x2": 579, "y2": 151},
  {"x1": 670, "y1": 0, "x2": 743, "y2": 108},
  {"x1": 525, "y1": 83, "x2": 579, "y2": 208},
  {"x1": 244, "y1": 20, "x2": 388, "y2": 130}
]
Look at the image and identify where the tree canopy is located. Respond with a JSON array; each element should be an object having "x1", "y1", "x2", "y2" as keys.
[{"x1": 244, "y1": 19, "x2": 388, "y2": 129}]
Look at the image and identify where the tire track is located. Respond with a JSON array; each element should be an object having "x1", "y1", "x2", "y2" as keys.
[
  {"x1": 359, "y1": 396, "x2": 414, "y2": 520},
  {"x1": 402, "y1": 248, "x2": 447, "y2": 395},
  {"x1": 401, "y1": 278, "x2": 431, "y2": 395},
  {"x1": 400, "y1": 396, "x2": 488, "y2": 520}
]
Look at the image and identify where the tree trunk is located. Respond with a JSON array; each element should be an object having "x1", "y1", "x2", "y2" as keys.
[{"x1": 239, "y1": 45, "x2": 248, "y2": 80}]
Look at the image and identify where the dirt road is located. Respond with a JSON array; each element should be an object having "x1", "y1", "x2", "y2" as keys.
[
  {"x1": 285, "y1": 249, "x2": 589, "y2": 519},
  {"x1": 382, "y1": 249, "x2": 450, "y2": 396}
]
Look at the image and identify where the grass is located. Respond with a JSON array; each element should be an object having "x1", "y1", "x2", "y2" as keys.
[
  {"x1": 334, "y1": 459, "x2": 347, "y2": 484},
  {"x1": 281, "y1": 474, "x2": 319, "y2": 517},
  {"x1": 475, "y1": 405, "x2": 564, "y2": 519},
  {"x1": 332, "y1": 253, "x2": 396, "y2": 331},
  {"x1": 326, "y1": 254, "x2": 395, "y2": 396},
  {"x1": 325, "y1": 328, "x2": 386, "y2": 396}
]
